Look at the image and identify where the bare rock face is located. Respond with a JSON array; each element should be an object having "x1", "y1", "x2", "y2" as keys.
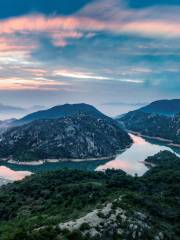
[
  {"x1": 59, "y1": 200, "x2": 164, "y2": 240},
  {"x1": 0, "y1": 114, "x2": 132, "y2": 162}
]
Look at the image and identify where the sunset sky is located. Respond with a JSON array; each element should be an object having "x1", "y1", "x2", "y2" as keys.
[{"x1": 0, "y1": 0, "x2": 180, "y2": 116}]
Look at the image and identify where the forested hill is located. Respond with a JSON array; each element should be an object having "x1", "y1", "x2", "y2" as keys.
[
  {"x1": 14, "y1": 103, "x2": 111, "y2": 126},
  {"x1": 135, "y1": 99, "x2": 180, "y2": 116},
  {"x1": 119, "y1": 111, "x2": 180, "y2": 144},
  {"x1": 0, "y1": 150, "x2": 179, "y2": 240},
  {"x1": 0, "y1": 114, "x2": 132, "y2": 162}
]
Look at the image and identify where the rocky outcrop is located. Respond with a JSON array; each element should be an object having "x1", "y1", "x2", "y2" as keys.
[{"x1": 59, "y1": 199, "x2": 164, "y2": 240}]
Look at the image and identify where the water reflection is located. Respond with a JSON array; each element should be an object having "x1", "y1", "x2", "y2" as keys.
[
  {"x1": 0, "y1": 166, "x2": 31, "y2": 181},
  {"x1": 0, "y1": 133, "x2": 179, "y2": 181},
  {"x1": 96, "y1": 134, "x2": 180, "y2": 176}
]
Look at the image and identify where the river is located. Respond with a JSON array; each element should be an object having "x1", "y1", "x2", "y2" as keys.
[{"x1": 0, "y1": 133, "x2": 179, "y2": 183}]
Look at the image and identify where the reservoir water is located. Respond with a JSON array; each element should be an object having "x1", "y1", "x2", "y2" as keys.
[
  {"x1": 0, "y1": 134, "x2": 179, "y2": 182},
  {"x1": 96, "y1": 134, "x2": 180, "y2": 175}
]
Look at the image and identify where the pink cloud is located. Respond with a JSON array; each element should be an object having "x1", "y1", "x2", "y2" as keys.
[
  {"x1": 0, "y1": 14, "x2": 104, "y2": 35},
  {"x1": 0, "y1": 77, "x2": 70, "y2": 91},
  {"x1": 78, "y1": 0, "x2": 180, "y2": 37},
  {"x1": 0, "y1": 0, "x2": 179, "y2": 54},
  {"x1": 0, "y1": 33, "x2": 38, "y2": 53},
  {"x1": 123, "y1": 20, "x2": 180, "y2": 38}
]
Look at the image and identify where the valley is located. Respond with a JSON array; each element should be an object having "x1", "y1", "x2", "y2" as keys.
[
  {"x1": 1, "y1": 1, "x2": 180, "y2": 238},
  {"x1": 0, "y1": 101, "x2": 179, "y2": 240}
]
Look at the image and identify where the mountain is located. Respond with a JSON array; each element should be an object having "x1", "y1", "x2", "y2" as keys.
[
  {"x1": 0, "y1": 151, "x2": 179, "y2": 239},
  {"x1": 136, "y1": 99, "x2": 180, "y2": 116},
  {"x1": 120, "y1": 111, "x2": 180, "y2": 144},
  {"x1": 118, "y1": 100, "x2": 180, "y2": 144},
  {"x1": 14, "y1": 103, "x2": 110, "y2": 126},
  {"x1": 145, "y1": 150, "x2": 180, "y2": 167},
  {"x1": 0, "y1": 113, "x2": 132, "y2": 162}
]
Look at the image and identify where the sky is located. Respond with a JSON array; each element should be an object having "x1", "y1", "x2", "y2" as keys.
[{"x1": 0, "y1": 0, "x2": 180, "y2": 117}]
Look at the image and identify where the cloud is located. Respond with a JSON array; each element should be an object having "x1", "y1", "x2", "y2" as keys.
[
  {"x1": 53, "y1": 69, "x2": 112, "y2": 80},
  {"x1": 117, "y1": 79, "x2": 144, "y2": 84},
  {"x1": 53, "y1": 69, "x2": 144, "y2": 84},
  {"x1": 79, "y1": 0, "x2": 180, "y2": 38},
  {"x1": 0, "y1": 77, "x2": 70, "y2": 91},
  {"x1": 0, "y1": 0, "x2": 179, "y2": 105},
  {"x1": 145, "y1": 78, "x2": 180, "y2": 93},
  {"x1": 0, "y1": 0, "x2": 179, "y2": 55}
]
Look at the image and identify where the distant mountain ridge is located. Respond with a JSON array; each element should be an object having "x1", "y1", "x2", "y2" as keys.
[
  {"x1": 137, "y1": 99, "x2": 180, "y2": 116},
  {"x1": 14, "y1": 103, "x2": 110, "y2": 126}
]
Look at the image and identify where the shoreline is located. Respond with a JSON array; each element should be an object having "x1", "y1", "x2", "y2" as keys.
[
  {"x1": 139, "y1": 160, "x2": 156, "y2": 168},
  {"x1": 128, "y1": 130, "x2": 180, "y2": 148},
  {"x1": 0, "y1": 144, "x2": 132, "y2": 166},
  {"x1": 2, "y1": 155, "x2": 116, "y2": 166}
]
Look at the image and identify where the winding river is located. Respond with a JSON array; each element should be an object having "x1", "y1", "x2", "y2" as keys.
[{"x1": 0, "y1": 133, "x2": 180, "y2": 182}]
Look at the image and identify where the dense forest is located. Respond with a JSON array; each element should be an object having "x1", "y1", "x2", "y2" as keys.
[{"x1": 0, "y1": 150, "x2": 179, "y2": 239}]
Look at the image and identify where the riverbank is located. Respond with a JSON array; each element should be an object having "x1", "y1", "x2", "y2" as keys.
[
  {"x1": 1, "y1": 134, "x2": 179, "y2": 177},
  {"x1": 128, "y1": 130, "x2": 180, "y2": 148},
  {"x1": 2, "y1": 155, "x2": 116, "y2": 166},
  {"x1": 0, "y1": 143, "x2": 133, "y2": 166}
]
